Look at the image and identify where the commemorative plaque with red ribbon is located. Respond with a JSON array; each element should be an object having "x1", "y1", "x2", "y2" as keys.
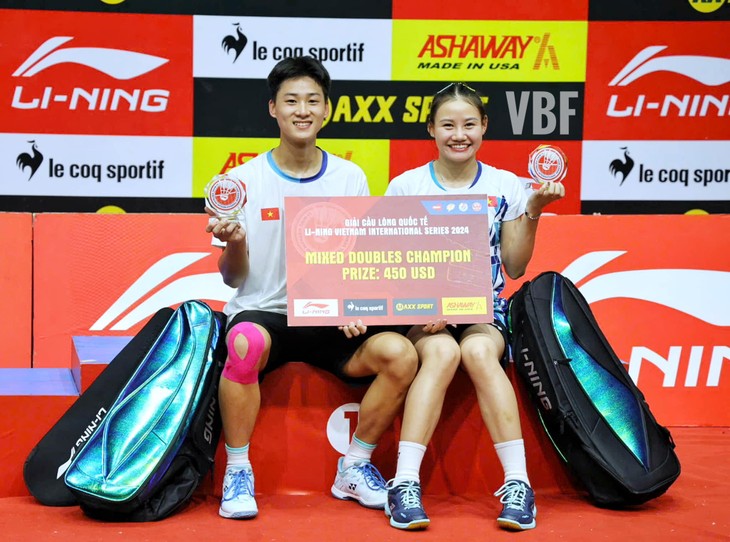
[
  {"x1": 204, "y1": 174, "x2": 246, "y2": 219},
  {"x1": 527, "y1": 145, "x2": 568, "y2": 187}
]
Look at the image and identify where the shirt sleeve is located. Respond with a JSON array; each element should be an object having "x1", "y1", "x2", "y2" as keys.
[
  {"x1": 503, "y1": 171, "x2": 527, "y2": 221},
  {"x1": 384, "y1": 176, "x2": 405, "y2": 196},
  {"x1": 358, "y1": 171, "x2": 370, "y2": 196}
]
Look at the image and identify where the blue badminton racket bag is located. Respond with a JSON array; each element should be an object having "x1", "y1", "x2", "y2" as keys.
[
  {"x1": 64, "y1": 300, "x2": 226, "y2": 521},
  {"x1": 24, "y1": 307, "x2": 174, "y2": 507},
  {"x1": 508, "y1": 272, "x2": 680, "y2": 507}
]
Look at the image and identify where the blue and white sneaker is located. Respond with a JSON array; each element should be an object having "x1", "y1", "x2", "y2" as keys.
[
  {"x1": 331, "y1": 457, "x2": 387, "y2": 509},
  {"x1": 385, "y1": 480, "x2": 430, "y2": 530},
  {"x1": 219, "y1": 465, "x2": 258, "y2": 519},
  {"x1": 494, "y1": 480, "x2": 537, "y2": 531}
]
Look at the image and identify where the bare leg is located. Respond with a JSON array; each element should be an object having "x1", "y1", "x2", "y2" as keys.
[
  {"x1": 400, "y1": 328, "x2": 461, "y2": 445},
  {"x1": 219, "y1": 325, "x2": 271, "y2": 447},
  {"x1": 459, "y1": 325, "x2": 522, "y2": 444},
  {"x1": 342, "y1": 331, "x2": 418, "y2": 443}
]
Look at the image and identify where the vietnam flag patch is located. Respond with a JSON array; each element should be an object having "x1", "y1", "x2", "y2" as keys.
[
  {"x1": 261, "y1": 207, "x2": 280, "y2": 221},
  {"x1": 487, "y1": 196, "x2": 498, "y2": 207}
]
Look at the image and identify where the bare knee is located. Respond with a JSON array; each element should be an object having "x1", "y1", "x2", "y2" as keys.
[
  {"x1": 368, "y1": 332, "x2": 418, "y2": 384},
  {"x1": 460, "y1": 339, "x2": 503, "y2": 378},
  {"x1": 420, "y1": 337, "x2": 461, "y2": 369}
]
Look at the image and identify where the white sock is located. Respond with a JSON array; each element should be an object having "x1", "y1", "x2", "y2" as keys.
[
  {"x1": 225, "y1": 443, "x2": 251, "y2": 468},
  {"x1": 393, "y1": 441, "x2": 427, "y2": 485},
  {"x1": 343, "y1": 435, "x2": 376, "y2": 469},
  {"x1": 494, "y1": 439, "x2": 530, "y2": 485}
]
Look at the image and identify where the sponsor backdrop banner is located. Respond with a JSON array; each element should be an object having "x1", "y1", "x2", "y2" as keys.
[
  {"x1": 194, "y1": 80, "x2": 584, "y2": 141},
  {"x1": 0, "y1": 9, "x2": 193, "y2": 137},
  {"x1": 28, "y1": 213, "x2": 730, "y2": 425},
  {"x1": 581, "y1": 141, "x2": 730, "y2": 212},
  {"x1": 2, "y1": 134, "x2": 192, "y2": 198},
  {"x1": 0, "y1": 5, "x2": 727, "y2": 213},
  {"x1": 581, "y1": 19, "x2": 730, "y2": 213},
  {"x1": 193, "y1": 16, "x2": 392, "y2": 81},
  {"x1": 391, "y1": 20, "x2": 587, "y2": 82},
  {"x1": 584, "y1": 21, "x2": 730, "y2": 141},
  {"x1": 0, "y1": 213, "x2": 32, "y2": 368}
]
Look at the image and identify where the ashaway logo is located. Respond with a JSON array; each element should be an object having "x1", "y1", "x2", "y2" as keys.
[
  {"x1": 16, "y1": 140, "x2": 44, "y2": 180},
  {"x1": 563, "y1": 251, "x2": 730, "y2": 388},
  {"x1": 607, "y1": 45, "x2": 730, "y2": 118},
  {"x1": 416, "y1": 33, "x2": 559, "y2": 71},
  {"x1": 12, "y1": 36, "x2": 170, "y2": 112}
]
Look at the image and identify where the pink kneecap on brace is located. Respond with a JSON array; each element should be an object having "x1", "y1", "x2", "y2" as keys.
[{"x1": 222, "y1": 322, "x2": 265, "y2": 385}]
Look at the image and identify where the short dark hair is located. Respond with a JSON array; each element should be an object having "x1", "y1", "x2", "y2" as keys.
[
  {"x1": 427, "y1": 82, "x2": 487, "y2": 125},
  {"x1": 267, "y1": 56, "x2": 331, "y2": 102}
]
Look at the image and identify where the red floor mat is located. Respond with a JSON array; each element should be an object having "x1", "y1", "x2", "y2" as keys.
[{"x1": 1, "y1": 427, "x2": 727, "y2": 542}]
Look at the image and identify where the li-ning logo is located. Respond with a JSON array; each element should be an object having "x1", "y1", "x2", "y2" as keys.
[
  {"x1": 294, "y1": 300, "x2": 337, "y2": 317},
  {"x1": 609, "y1": 46, "x2": 730, "y2": 87},
  {"x1": 304, "y1": 302, "x2": 329, "y2": 310},
  {"x1": 221, "y1": 23, "x2": 248, "y2": 63},
  {"x1": 607, "y1": 46, "x2": 730, "y2": 118},
  {"x1": 16, "y1": 140, "x2": 44, "y2": 180},
  {"x1": 564, "y1": 251, "x2": 730, "y2": 388},
  {"x1": 608, "y1": 146, "x2": 634, "y2": 186},
  {"x1": 203, "y1": 396, "x2": 217, "y2": 445},
  {"x1": 14, "y1": 36, "x2": 168, "y2": 79},
  {"x1": 519, "y1": 348, "x2": 553, "y2": 410},
  {"x1": 12, "y1": 36, "x2": 170, "y2": 112},
  {"x1": 566, "y1": 251, "x2": 729, "y2": 328},
  {"x1": 56, "y1": 407, "x2": 107, "y2": 479}
]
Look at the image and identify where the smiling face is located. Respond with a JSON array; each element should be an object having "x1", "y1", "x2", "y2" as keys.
[
  {"x1": 428, "y1": 97, "x2": 488, "y2": 165},
  {"x1": 269, "y1": 76, "x2": 329, "y2": 146}
]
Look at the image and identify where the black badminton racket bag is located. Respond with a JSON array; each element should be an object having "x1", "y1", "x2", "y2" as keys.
[{"x1": 508, "y1": 271, "x2": 680, "y2": 507}]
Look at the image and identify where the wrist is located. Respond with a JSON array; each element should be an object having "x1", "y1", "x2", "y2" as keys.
[{"x1": 524, "y1": 209, "x2": 541, "y2": 221}]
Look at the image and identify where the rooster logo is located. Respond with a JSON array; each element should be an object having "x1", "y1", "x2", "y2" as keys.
[
  {"x1": 221, "y1": 23, "x2": 248, "y2": 63},
  {"x1": 608, "y1": 147, "x2": 634, "y2": 186},
  {"x1": 16, "y1": 140, "x2": 44, "y2": 180}
]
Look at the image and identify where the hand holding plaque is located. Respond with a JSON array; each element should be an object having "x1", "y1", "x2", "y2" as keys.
[{"x1": 204, "y1": 174, "x2": 247, "y2": 243}]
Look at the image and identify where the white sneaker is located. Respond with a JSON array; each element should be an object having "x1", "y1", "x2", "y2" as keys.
[
  {"x1": 331, "y1": 457, "x2": 387, "y2": 509},
  {"x1": 219, "y1": 465, "x2": 258, "y2": 519}
]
